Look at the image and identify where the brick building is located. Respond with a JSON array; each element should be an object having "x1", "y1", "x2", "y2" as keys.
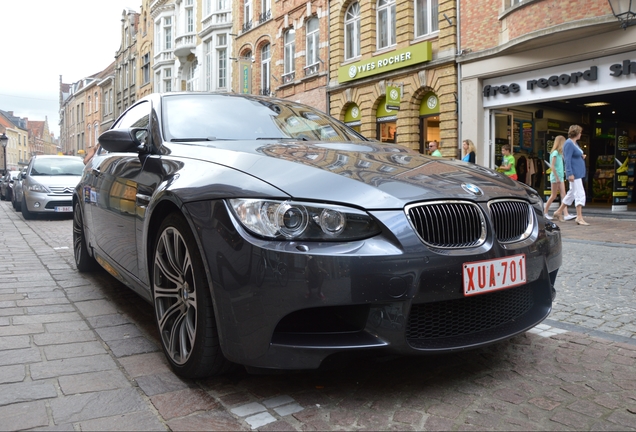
[
  {"x1": 232, "y1": 0, "x2": 329, "y2": 111},
  {"x1": 27, "y1": 119, "x2": 57, "y2": 156}
]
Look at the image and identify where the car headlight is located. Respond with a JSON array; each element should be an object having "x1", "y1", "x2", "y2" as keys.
[
  {"x1": 27, "y1": 182, "x2": 51, "y2": 193},
  {"x1": 228, "y1": 199, "x2": 381, "y2": 240}
]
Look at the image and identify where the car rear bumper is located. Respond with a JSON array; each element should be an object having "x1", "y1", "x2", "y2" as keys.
[{"x1": 185, "y1": 200, "x2": 561, "y2": 371}]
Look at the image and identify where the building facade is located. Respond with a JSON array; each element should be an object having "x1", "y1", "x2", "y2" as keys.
[
  {"x1": 149, "y1": 0, "x2": 232, "y2": 95},
  {"x1": 27, "y1": 119, "x2": 57, "y2": 157},
  {"x1": 59, "y1": 75, "x2": 93, "y2": 156},
  {"x1": 232, "y1": 0, "x2": 329, "y2": 110},
  {"x1": 459, "y1": 0, "x2": 636, "y2": 208},
  {"x1": 114, "y1": 8, "x2": 140, "y2": 118},
  {"x1": 137, "y1": 0, "x2": 154, "y2": 100},
  {"x1": 0, "y1": 111, "x2": 30, "y2": 171},
  {"x1": 98, "y1": 62, "x2": 117, "y2": 133},
  {"x1": 328, "y1": 0, "x2": 458, "y2": 156}
]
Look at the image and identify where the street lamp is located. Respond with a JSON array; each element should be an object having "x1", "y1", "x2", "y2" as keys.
[
  {"x1": 0, "y1": 133, "x2": 8, "y2": 175},
  {"x1": 608, "y1": 0, "x2": 636, "y2": 29}
]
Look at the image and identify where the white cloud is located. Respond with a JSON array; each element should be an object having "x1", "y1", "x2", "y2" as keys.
[{"x1": 0, "y1": 0, "x2": 140, "y2": 137}]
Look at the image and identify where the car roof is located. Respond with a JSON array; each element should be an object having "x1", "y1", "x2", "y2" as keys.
[{"x1": 32, "y1": 155, "x2": 82, "y2": 159}]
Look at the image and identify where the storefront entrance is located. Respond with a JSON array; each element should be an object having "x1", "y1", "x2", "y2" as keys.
[{"x1": 486, "y1": 91, "x2": 636, "y2": 208}]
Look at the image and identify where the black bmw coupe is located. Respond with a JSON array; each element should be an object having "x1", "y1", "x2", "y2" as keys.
[{"x1": 73, "y1": 92, "x2": 562, "y2": 378}]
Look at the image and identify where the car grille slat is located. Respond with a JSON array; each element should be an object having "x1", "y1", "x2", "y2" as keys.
[
  {"x1": 407, "y1": 199, "x2": 534, "y2": 248},
  {"x1": 406, "y1": 285, "x2": 534, "y2": 343},
  {"x1": 407, "y1": 202, "x2": 485, "y2": 248},
  {"x1": 49, "y1": 186, "x2": 74, "y2": 194},
  {"x1": 489, "y1": 200, "x2": 532, "y2": 243}
]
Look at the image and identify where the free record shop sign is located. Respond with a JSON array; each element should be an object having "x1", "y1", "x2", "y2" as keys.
[{"x1": 338, "y1": 41, "x2": 432, "y2": 84}]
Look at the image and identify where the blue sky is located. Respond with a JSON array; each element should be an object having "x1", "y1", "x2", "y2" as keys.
[{"x1": 0, "y1": 0, "x2": 140, "y2": 137}]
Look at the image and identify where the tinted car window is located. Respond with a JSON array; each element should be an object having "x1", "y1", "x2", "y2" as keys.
[
  {"x1": 30, "y1": 158, "x2": 85, "y2": 176},
  {"x1": 162, "y1": 94, "x2": 364, "y2": 143}
]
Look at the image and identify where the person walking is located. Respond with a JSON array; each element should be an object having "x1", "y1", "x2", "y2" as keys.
[
  {"x1": 428, "y1": 141, "x2": 442, "y2": 157},
  {"x1": 544, "y1": 135, "x2": 575, "y2": 221},
  {"x1": 462, "y1": 139, "x2": 476, "y2": 163},
  {"x1": 552, "y1": 125, "x2": 589, "y2": 226}
]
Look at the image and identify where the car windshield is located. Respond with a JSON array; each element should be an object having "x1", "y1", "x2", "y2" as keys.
[
  {"x1": 30, "y1": 158, "x2": 85, "y2": 176},
  {"x1": 162, "y1": 94, "x2": 366, "y2": 143}
]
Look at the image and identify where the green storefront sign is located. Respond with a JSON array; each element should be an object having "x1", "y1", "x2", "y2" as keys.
[
  {"x1": 338, "y1": 42, "x2": 432, "y2": 83},
  {"x1": 386, "y1": 84, "x2": 401, "y2": 110}
]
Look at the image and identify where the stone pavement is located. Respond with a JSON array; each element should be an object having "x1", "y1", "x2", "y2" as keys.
[{"x1": 1, "y1": 200, "x2": 636, "y2": 431}]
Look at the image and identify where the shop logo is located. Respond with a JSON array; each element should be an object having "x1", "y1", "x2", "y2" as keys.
[
  {"x1": 389, "y1": 89, "x2": 399, "y2": 101},
  {"x1": 348, "y1": 65, "x2": 357, "y2": 79},
  {"x1": 351, "y1": 107, "x2": 359, "y2": 119},
  {"x1": 427, "y1": 95, "x2": 438, "y2": 109}
]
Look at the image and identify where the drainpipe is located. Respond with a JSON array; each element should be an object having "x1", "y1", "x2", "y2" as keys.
[
  {"x1": 456, "y1": 0, "x2": 462, "y2": 156},
  {"x1": 325, "y1": 3, "x2": 330, "y2": 116}
]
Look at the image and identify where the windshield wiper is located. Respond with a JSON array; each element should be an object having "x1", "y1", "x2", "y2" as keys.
[
  {"x1": 256, "y1": 137, "x2": 308, "y2": 141},
  {"x1": 170, "y1": 137, "x2": 235, "y2": 142}
]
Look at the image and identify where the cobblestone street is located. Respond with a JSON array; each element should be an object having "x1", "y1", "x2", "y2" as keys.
[{"x1": 1, "y1": 201, "x2": 636, "y2": 431}]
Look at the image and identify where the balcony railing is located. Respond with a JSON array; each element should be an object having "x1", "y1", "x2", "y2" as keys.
[
  {"x1": 154, "y1": 51, "x2": 174, "y2": 66},
  {"x1": 174, "y1": 33, "x2": 196, "y2": 58},
  {"x1": 304, "y1": 63, "x2": 320, "y2": 77},
  {"x1": 242, "y1": 20, "x2": 253, "y2": 33},
  {"x1": 282, "y1": 71, "x2": 295, "y2": 84},
  {"x1": 202, "y1": 11, "x2": 231, "y2": 31},
  {"x1": 259, "y1": 10, "x2": 271, "y2": 24},
  {"x1": 259, "y1": 88, "x2": 271, "y2": 96}
]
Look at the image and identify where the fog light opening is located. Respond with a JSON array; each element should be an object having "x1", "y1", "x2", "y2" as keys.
[{"x1": 34, "y1": 202, "x2": 41, "y2": 208}]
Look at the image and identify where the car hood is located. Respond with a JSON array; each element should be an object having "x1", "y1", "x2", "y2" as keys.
[
  {"x1": 29, "y1": 175, "x2": 82, "y2": 189},
  {"x1": 168, "y1": 140, "x2": 534, "y2": 209}
]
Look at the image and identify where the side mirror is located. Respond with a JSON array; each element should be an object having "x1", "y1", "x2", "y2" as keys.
[{"x1": 98, "y1": 128, "x2": 147, "y2": 153}]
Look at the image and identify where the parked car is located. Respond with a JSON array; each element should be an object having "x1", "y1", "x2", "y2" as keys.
[
  {"x1": 0, "y1": 170, "x2": 20, "y2": 201},
  {"x1": 73, "y1": 92, "x2": 562, "y2": 378},
  {"x1": 21, "y1": 155, "x2": 85, "y2": 219},
  {"x1": 11, "y1": 167, "x2": 28, "y2": 211}
]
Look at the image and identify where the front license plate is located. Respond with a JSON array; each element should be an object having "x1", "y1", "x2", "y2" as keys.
[
  {"x1": 55, "y1": 206, "x2": 73, "y2": 212},
  {"x1": 463, "y1": 254, "x2": 526, "y2": 296}
]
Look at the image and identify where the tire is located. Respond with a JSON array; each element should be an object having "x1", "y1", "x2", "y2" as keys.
[
  {"x1": 152, "y1": 213, "x2": 232, "y2": 378},
  {"x1": 21, "y1": 195, "x2": 34, "y2": 220},
  {"x1": 73, "y1": 202, "x2": 98, "y2": 272},
  {"x1": 13, "y1": 193, "x2": 21, "y2": 211}
]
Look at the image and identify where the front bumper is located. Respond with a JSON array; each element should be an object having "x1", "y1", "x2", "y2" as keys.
[
  {"x1": 186, "y1": 201, "x2": 561, "y2": 371},
  {"x1": 23, "y1": 191, "x2": 73, "y2": 213}
]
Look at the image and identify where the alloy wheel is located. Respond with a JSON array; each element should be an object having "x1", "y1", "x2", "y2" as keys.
[{"x1": 153, "y1": 225, "x2": 197, "y2": 365}]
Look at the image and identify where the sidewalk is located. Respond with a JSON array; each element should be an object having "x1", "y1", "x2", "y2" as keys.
[
  {"x1": 1, "y1": 200, "x2": 636, "y2": 431},
  {"x1": 552, "y1": 210, "x2": 636, "y2": 246},
  {"x1": 569, "y1": 202, "x2": 636, "y2": 221}
]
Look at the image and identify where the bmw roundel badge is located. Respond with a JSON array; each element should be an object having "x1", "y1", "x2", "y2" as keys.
[{"x1": 462, "y1": 183, "x2": 483, "y2": 196}]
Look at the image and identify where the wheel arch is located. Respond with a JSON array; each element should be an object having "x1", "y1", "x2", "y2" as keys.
[
  {"x1": 72, "y1": 193, "x2": 92, "y2": 256},
  {"x1": 145, "y1": 198, "x2": 216, "y2": 298}
]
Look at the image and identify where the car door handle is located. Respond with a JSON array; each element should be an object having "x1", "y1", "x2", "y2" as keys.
[{"x1": 136, "y1": 193, "x2": 151, "y2": 206}]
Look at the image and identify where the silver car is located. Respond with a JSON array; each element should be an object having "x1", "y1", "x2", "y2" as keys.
[
  {"x1": 21, "y1": 155, "x2": 85, "y2": 219},
  {"x1": 11, "y1": 167, "x2": 28, "y2": 211},
  {"x1": 0, "y1": 170, "x2": 20, "y2": 201}
]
